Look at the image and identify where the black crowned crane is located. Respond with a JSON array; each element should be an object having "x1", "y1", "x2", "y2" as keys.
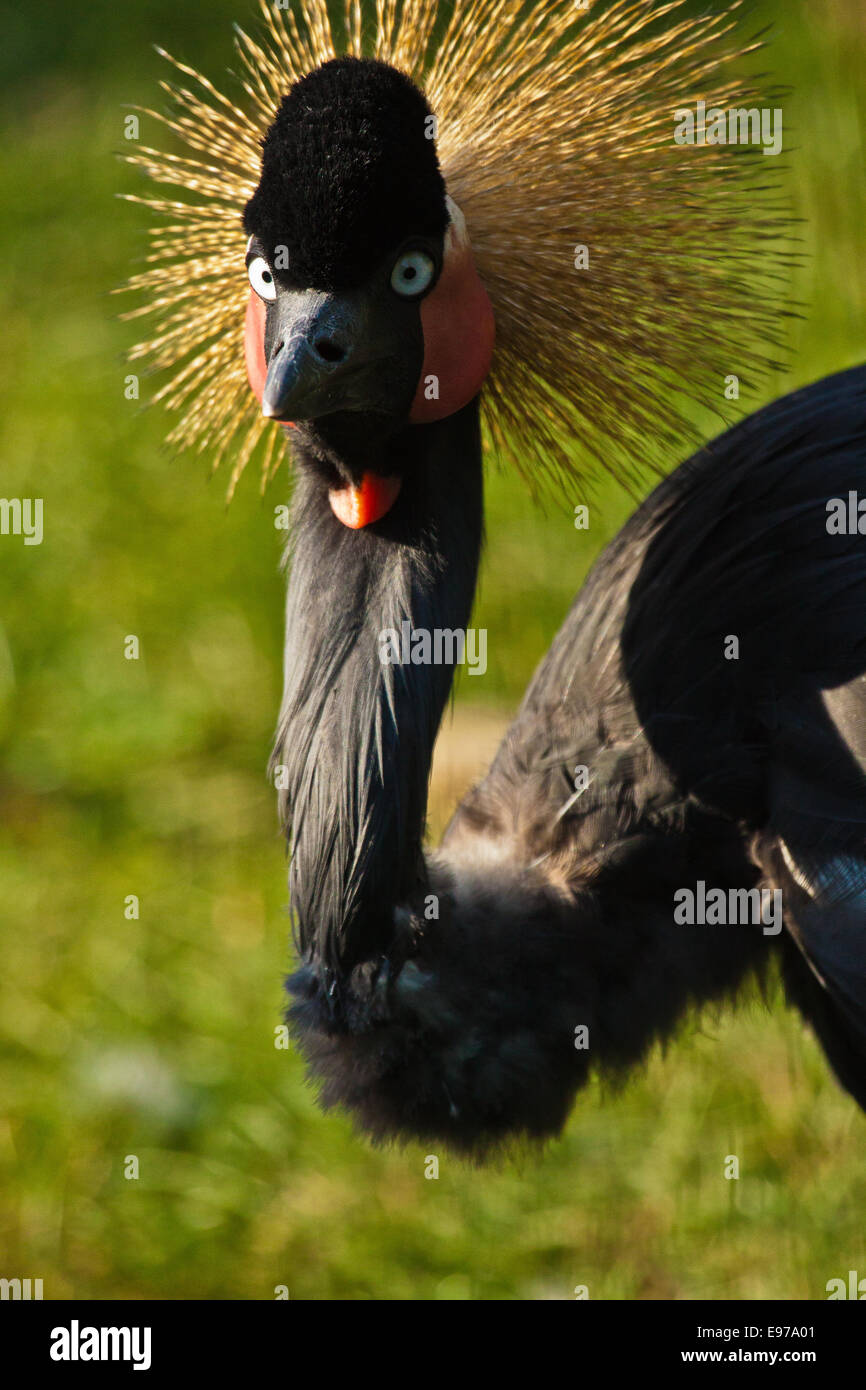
[{"x1": 124, "y1": 0, "x2": 866, "y2": 1153}]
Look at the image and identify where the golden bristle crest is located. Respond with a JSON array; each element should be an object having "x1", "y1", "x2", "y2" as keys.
[{"x1": 120, "y1": 0, "x2": 792, "y2": 499}]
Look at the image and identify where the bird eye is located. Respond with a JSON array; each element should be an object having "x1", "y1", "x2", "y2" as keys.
[
  {"x1": 248, "y1": 255, "x2": 277, "y2": 302},
  {"x1": 390, "y1": 250, "x2": 436, "y2": 298}
]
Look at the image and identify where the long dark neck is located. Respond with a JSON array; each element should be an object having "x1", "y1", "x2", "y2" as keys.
[{"x1": 273, "y1": 400, "x2": 483, "y2": 983}]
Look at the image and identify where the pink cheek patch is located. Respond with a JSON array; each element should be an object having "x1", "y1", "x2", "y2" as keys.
[
  {"x1": 244, "y1": 290, "x2": 268, "y2": 404},
  {"x1": 245, "y1": 289, "x2": 296, "y2": 431},
  {"x1": 410, "y1": 211, "x2": 495, "y2": 424}
]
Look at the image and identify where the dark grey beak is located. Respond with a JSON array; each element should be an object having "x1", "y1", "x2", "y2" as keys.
[
  {"x1": 262, "y1": 290, "x2": 357, "y2": 420},
  {"x1": 259, "y1": 285, "x2": 424, "y2": 423}
]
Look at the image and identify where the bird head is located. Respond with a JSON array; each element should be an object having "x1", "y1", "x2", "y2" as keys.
[
  {"x1": 121, "y1": 0, "x2": 791, "y2": 503},
  {"x1": 241, "y1": 58, "x2": 494, "y2": 526}
]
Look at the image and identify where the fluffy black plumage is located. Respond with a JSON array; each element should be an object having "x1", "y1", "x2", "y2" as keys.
[
  {"x1": 289, "y1": 832, "x2": 769, "y2": 1154},
  {"x1": 244, "y1": 57, "x2": 448, "y2": 289},
  {"x1": 282, "y1": 365, "x2": 866, "y2": 1154}
]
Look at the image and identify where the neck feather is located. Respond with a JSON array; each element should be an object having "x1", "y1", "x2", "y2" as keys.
[{"x1": 273, "y1": 400, "x2": 483, "y2": 979}]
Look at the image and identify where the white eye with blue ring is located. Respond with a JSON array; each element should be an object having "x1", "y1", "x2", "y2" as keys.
[
  {"x1": 248, "y1": 255, "x2": 277, "y2": 302},
  {"x1": 390, "y1": 250, "x2": 436, "y2": 298}
]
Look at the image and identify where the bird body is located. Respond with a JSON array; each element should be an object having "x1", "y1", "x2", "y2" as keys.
[
  {"x1": 123, "y1": 1, "x2": 866, "y2": 1154},
  {"x1": 288, "y1": 363, "x2": 866, "y2": 1151}
]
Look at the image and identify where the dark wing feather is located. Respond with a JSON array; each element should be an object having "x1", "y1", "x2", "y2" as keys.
[
  {"x1": 451, "y1": 363, "x2": 866, "y2": 1108},
  {"x1": 752, "y1": 675, "x2": 866, "y2": 1101},
  {"x1": 623, "y1": 363, "x2": 866, "y2": 1094}
]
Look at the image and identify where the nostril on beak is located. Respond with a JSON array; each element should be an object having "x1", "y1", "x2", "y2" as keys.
[{"x1": 313, "y1": 336, "x2": 347, "y2": 364}]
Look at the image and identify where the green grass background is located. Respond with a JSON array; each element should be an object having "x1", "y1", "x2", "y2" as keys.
[{"x1": 0, "y1": 0, "x2": 864, "y2": 1299}]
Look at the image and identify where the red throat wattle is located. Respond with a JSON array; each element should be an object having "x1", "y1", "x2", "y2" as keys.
[{"x1": 328, "y1": 473, "x2": 402, "y2": 529}]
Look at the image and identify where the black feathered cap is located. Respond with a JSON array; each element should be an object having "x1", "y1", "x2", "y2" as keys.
[{"x1": 244, "y1": 57, "x2": 449, "y2": 291}]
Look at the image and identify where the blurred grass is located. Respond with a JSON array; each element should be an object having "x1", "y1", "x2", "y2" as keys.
[{"x1": 0, "y1": 0, "x2": 864, "y2": 1300}]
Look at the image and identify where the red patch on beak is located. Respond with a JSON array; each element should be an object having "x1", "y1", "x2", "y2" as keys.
[
  {"x1": 410, "y1": 205, "x2": 495, "y2": 423},
  {"x1": 328, "y1": 473, "x2": 402, "y2": 528}
]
